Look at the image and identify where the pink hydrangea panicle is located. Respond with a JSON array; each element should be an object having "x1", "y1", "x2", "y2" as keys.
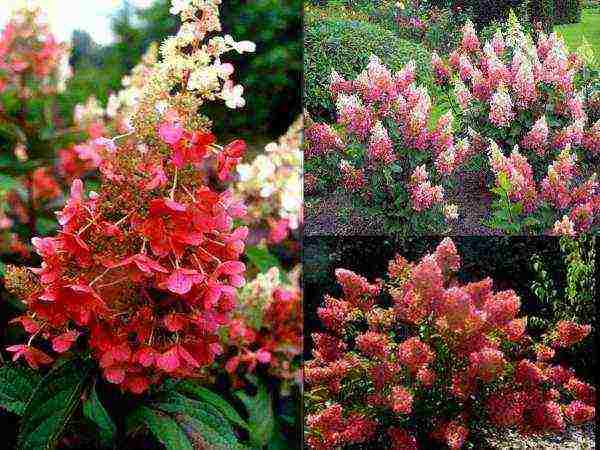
[
  {"x1": 336, "y1": 94, "x2": 373, "y2": 141},
  {"x1": 367, "y1": 121, "x2": 395, "y2": 164},
  {"x1": 355, "y1": 55, "x2": 397, "y2": 104},
  {"x1": 491, "y1": 29, "x2": 505, "y2": 55},
  {"x1": 564, "y1": 401, "x2": 595, "y2": 425},
  {"x1": 551, "y1": 321, "x2": 591, "y2": 348},
  {"x1": 461, "y1": 20, "x2": 480, "y2": 53},
  {"x1": 582, "y1": 120, "x2": 600, "y2": 154},
  {"x1": 513, "y1": 60, "x2": 538, "y2": 108},
  {"x1": 489, "y1": 88, "x2": 515, "y2": 128},
  {"x1": 552, "y1": 215, "x2": 576, "y2": 235},
  {"x1": 432, "y1": 51, "x2": 450, "y2": 85},
  {"x1": 305, "y1": 123, "x2": 344, "y2": 158},
  {"x1": 521, "y1": 116, "x2": 549, "y2": 155},
  {"x1": 394, "y1": 60, "x2": 416, "y2": 92},
  {"x1": 458, "y1": 55, "x2": 475, "y2": 82},
  {"x1": 389, "y1": 386, "x2": 413, "y2": 414},
  {"x1": 339, "y1": 160, "x2": 365, "y2": 192},
  {"x1": 454, "y1": 79, "x2": 474, "y2": 110},
  {"x1": 329, "y1": 70, "x2": 353, "y2": 100}
]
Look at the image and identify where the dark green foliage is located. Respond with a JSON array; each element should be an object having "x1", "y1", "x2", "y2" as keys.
[
  {"x1": 304, "y1": 15, "x2": 432, "y2": 118},
  {"x1": 529, "y1": 236, "x2": 597, "y2": 380},
  {"x1": 235, "y1": 382, "x2": 274, "y2": 448},
  {"x1": 0, "y1": 364, "x2": 41, "y2": 416},
  {"x1": 82, "y1": 384, "x2": 117, "y2": 447},
  {"x1": 18, "y1": 358, "x2": 93, "y2": 450},
  {"x1": 555, "y1": 0, "x2": 583, "y2": 24},
  {"x1": 529, "y1": 0, "x2": 556, "y2": 31}
]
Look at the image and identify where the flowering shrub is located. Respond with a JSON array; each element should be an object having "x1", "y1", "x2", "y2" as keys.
[
  {"x1": 433, "y1": 14, "x2": 599, "y2": 234},
  {"x1": 226, "y1": 266, "x2": 302, "y2": 389},
  {"x1": 305, "y1": 56, "x2": 467, "y2": 233},
  {"x1": 235, "y1": 117, "x2": 303, "y2": 245},
  {"x1": 305, "y1": 238, "x2": 595, "y2": 449},
  {"x1": 4, "y1": 0, "x2": 255, "y2": 394}
]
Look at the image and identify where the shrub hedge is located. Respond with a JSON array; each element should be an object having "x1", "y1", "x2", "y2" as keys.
[
  {"x1": 304, "y1": 16, "x2": 431, "y2": 118},
  {"x1": 555, "y1": 0, "x2": 583, "y2": 23},
  {"x1": 429, "y1": 0, "x2": 583, "y2": 28}
]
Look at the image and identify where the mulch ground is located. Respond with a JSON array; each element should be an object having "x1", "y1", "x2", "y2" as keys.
[
  {"x1": 305, "y1": 168, "x2": 501, "y2": 236},
  {"x1": 484, "y1": 422, "x2": 596, "y2": 449}
]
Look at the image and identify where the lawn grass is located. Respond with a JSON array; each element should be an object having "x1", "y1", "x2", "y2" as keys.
[{"x1": 555, "y1": 8, "x2": 600, "y2": 59}]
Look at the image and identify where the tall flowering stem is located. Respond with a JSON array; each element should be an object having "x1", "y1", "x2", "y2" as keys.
[
  {"x1": 305, "y1": 239, "x2": 595, "y2": 449},
  {"x1": 4, "y1": 0, "x2": 256, "y2": 394}
]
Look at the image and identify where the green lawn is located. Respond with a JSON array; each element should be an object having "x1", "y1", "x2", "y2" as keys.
[{"x1": 555, "y1": 8, "x2": 600, "y2": 59}]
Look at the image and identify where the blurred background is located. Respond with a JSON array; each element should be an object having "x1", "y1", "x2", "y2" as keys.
[{"x1": 1, "y1": 0, "x2": 301, "y2": 140}]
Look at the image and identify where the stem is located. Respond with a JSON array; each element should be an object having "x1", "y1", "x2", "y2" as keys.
[
  {"x1": 170, "y1": 167, "x2": 178, "y2": 200},
  {"x1": 27, "y1": 323, "x2": 46, "y2": 346},
  {"x1": 89, "y1": 268, "x2": 111, "y2": 287},
  {"x1": 112, "y1": 131, "x2": 134, "y2": 141},
  {"x1": 504, "y1": 190, "x2": 514, "y2": 225}
]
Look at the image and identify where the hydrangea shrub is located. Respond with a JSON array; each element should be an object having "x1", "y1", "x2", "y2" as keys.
[
  {"x1": 305, "y1": 57, "x2": 467, "y2": 233},
  {"x1": 305, "y1": 238, "x2": 595, "y2": 449},
  {"x1": 433, "y1": 15, "x2": 599, "y2": 234}
]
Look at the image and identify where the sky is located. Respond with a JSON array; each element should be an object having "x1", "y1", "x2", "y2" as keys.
[{"x1": 0, "y1": 0, "x2": 155, "y2": 45}]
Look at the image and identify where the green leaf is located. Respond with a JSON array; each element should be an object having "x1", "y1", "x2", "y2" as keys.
[
  {"x1": 175, "y1": 381, "x2": 248, "y2": 430},
  {"x1": 0, "y1": 364, "x2": 41, "y2": 416},
  {"x1": 128, "y1": 406, "x2": 193, "y2": 450},
  {"x1": 0, "y1": 173, "x2": 20, "y2": 193},
  {"x1": 245, "y1": 246, "x2": 280, "y2": 272},
  {"x1": 497, "y1": 172, "x2": 512, "y2": 192},
  {"x1": 18, "y1": 357, "x2": 92, "y2": 450},
  {"x1": 235, "y1": 383, "x2": 274, "y2": 447},
  {"x1": 83, "y1": 384, "x2": 116, "y2": 447},
  {"x1": 175, "y1": 415, "x2": 246, "y2": 450},
  {"x1": 35, "y1": 217, "x2": 58, "y2": 236},
  {"x1": 153, "y1": 391, "x2": 239, "y2": 446}
]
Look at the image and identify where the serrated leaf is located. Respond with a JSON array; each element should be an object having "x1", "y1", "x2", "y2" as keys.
[
  {"x1": 83, "y1": 384, "x2": 116, "y2": 447},
  {"x1": 175, "y1": 381, "x2": 248, "y2": 430},
  {"x1": 0, "y1": 364, "x2": 41, "y2": 415},
  {"x1": 18, "y1": 357, "x2": 92, "y2": 450},
  {"x1": 127, "y1": 406, "x2": 193, "y2": 450},
  {"x1": 245, "y1": 246, "x2": 280, "y2": 272},
  {"x1": 177, "y1": 415, "x2": 246, "y2": 450},
  {"x1": 235, "y1": 383, "x2": 274, "y2": 447},
  {"x1": 154, "y1": 391, "x2": 238, "y2": 445}
]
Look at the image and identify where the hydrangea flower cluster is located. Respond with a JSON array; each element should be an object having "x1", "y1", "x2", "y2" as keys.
[
  {"x1": 234, "y1": 117, "x2": 302, "y2": 245},
  {"x1": 304, "y1": 56, "x2": 464, "y2": 232},
  {"x1": 435, "y1": 15, "x2": 599, "y2": 233},
  {"x1": 305, "y1": 239, "x2": 594, "y2": 449},
  {"x1": 4, "y1": 0, "x2": 255, "y2": 394},
  {"x1": 57, "y1": 44, "x2": 161, "y2": 184},
  {"x1": 226, "y1": 266, "x2": 302, "y2": 388},
  {"x1": 0, "y1": 6, "x2": 70, "y2": 95}
]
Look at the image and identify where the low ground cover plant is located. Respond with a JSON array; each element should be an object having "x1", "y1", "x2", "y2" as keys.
[{"x1": 305, "y1": 238, "x2": 595, "y2": 449}]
